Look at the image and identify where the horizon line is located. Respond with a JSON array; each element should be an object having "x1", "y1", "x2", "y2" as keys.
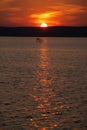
[{"x1": 0, "y1": 26, "x2": 87, "y2": 28}]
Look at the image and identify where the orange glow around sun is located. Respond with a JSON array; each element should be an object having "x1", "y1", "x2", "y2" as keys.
[{"x1": 40, "y1": 23, "x2": 48, "y2": 27}]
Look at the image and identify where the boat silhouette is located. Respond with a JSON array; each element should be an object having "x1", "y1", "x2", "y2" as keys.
[{"x1": 36, "y1": 38, "x2": 42, "y2": 43}]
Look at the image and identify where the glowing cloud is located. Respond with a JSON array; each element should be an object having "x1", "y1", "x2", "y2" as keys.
[
  {"x1": 31, "y1": 12, "x2": 57, "y2": 18},
  {"x1": 30, "y1": 11, "x2": 59, "y2": 26},
  {"x1": 49, "y1": 3, "x2": 86, "y2": 15}
]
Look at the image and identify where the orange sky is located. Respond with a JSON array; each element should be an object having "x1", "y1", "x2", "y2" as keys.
[{"x1": 0, "y1": 0, "x2": 87, "y2": 27}]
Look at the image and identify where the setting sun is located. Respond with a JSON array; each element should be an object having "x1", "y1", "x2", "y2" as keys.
[{"x1": 40, "y1": 23, "x2": 48, "y2": 27}]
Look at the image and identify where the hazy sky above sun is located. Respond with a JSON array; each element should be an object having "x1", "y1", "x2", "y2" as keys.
[{"x1": 0, "y1": 0, "x2": 87, "y2": 27}]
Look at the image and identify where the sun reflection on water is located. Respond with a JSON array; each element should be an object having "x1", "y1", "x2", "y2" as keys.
[{"x1": 28, "y1": 38, "x2": 59, "y2": 129}]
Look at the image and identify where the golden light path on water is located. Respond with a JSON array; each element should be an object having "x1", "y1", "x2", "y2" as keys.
[{"x1": 29, "y1": 38, "x2": 59, "y2": 130}]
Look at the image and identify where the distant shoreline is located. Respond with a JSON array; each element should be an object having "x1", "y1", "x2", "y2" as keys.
[{"x1": 0, "y1": 26, "x2": 87, "y2": 37}]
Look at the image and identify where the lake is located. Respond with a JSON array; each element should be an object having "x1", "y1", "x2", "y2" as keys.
[{"x1": 0, "y1": 37, "x2": 87, "y2": 130}]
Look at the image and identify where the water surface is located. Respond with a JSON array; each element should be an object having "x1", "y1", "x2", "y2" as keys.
[{"x1": 0, "y1": 37, "x2": 87, "y2": 130}]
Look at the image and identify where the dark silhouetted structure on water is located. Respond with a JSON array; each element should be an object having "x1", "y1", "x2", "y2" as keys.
[{"x1": 0, "y1": 26, "x2": 87, "y2": 37}]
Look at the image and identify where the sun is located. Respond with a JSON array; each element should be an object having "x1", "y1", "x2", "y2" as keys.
[{"x1": 40, "y1": 23, "x2": 48, "y2": 27}]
